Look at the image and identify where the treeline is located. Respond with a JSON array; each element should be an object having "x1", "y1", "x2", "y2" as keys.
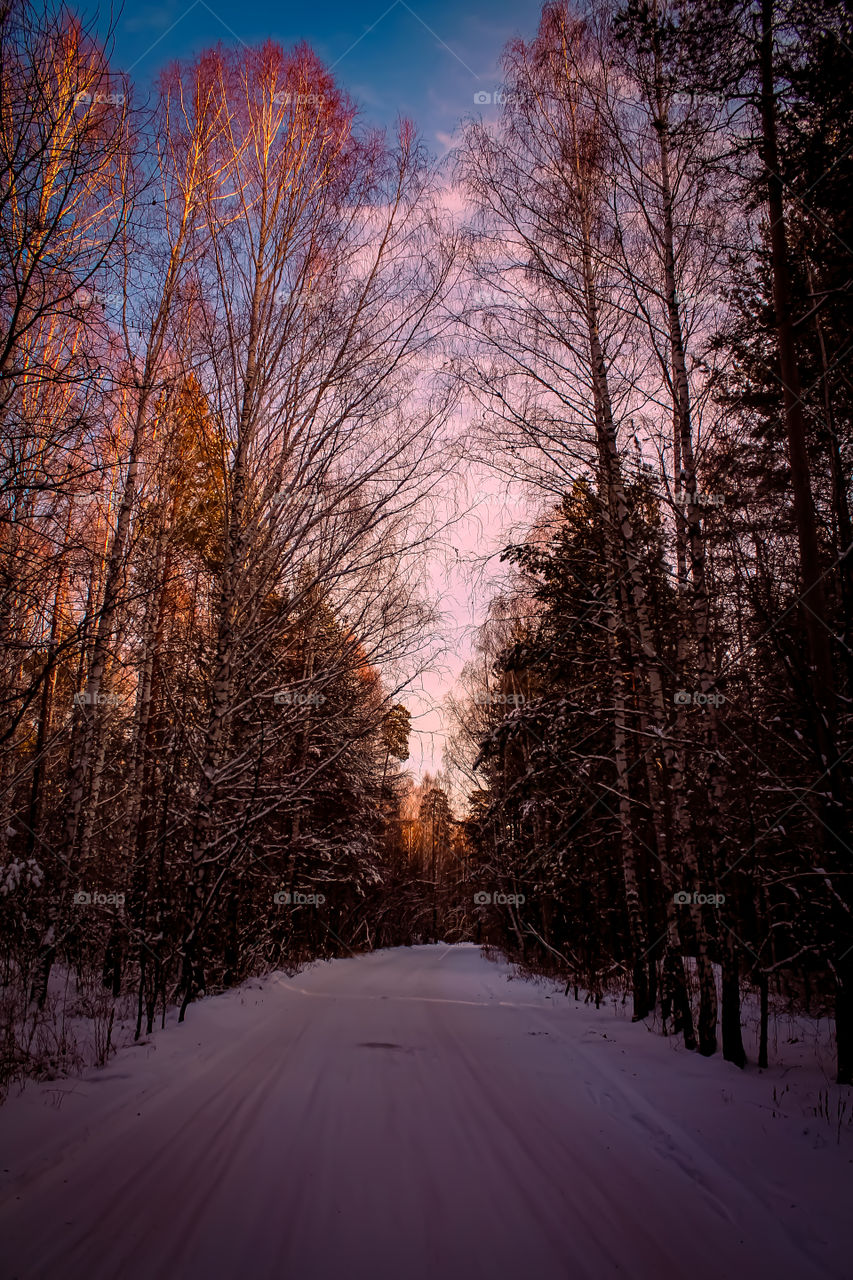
[
  {"x1": 370, "y1": 773, "x2": 472, "y2": 946},
  {"x1": 0, "y1": 0, "x2": 455, "y2": 1087},
  {"x1": 449, "y1": 0, "x2": 853, "y2": 1081},
  {"x1": 2, "y1": 0, "x2": 851, "y2": 1092}
]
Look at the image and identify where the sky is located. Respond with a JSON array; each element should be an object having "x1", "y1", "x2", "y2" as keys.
[
  {"x1": 402, "y1": 467, "x2": 534, "y2": 789},
  {"x1": 109, "y1": 0, "x2": 543, "y2": 156},
  {"x1": 106, "y1": 0, "x2": 549, "y2": 783}
]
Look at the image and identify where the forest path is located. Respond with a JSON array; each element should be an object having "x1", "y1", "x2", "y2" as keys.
[{"x1": 0, "y1": 944, "x2": 848, "y2": 1280}]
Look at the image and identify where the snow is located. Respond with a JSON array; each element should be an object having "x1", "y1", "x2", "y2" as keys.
[{"x1": 0, "y1": 944, "x2": 850, "y2": 1280}]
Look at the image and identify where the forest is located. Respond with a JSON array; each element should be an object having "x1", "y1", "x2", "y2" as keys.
[{"x1": 1, "y1": 0, "x2": 851, "y2": 1096}]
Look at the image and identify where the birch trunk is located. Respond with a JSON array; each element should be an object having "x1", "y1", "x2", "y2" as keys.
[
  {"x1": 580, "y1": 231, "x2": 695, "y2": 1047},
  {"x1": 606, "y1": 564, "x2": 650, "y2": 1020},
  {"x1": 653, "y1": 77, "x2": 721, "y2": 1058}
]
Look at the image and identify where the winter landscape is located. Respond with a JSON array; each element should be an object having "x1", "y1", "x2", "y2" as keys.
[{"x1": 1, "y1": 0, "x2": 851, "y2": 1274}]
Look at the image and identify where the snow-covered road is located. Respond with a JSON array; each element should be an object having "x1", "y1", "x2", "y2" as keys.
[{"x1": 0, "y1": 944, "x2": 849, "y2": 1280}]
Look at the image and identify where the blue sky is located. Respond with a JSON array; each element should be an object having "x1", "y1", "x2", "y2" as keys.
[{"x1": 110, "y1": 0, "x2": 543, "y2": 154}]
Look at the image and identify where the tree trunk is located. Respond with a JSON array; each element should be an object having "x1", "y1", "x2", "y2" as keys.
[
  {"x1": 607, "y1": 570, "x2": 649, "y2": 1021},
  {"x1": 758, "y1": 970, "x2": 769, "y2": 1069}
]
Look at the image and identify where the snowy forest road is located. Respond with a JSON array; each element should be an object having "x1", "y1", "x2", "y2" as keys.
[{"x1": 0, "y1": 944, "x2": 848, "y2": 1280}]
